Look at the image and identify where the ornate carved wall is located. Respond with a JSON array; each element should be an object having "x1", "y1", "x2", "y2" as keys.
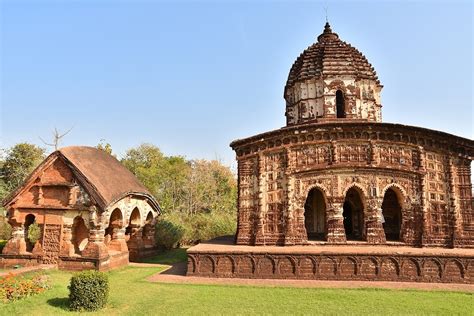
[{"x1": 231, "y1": 123, "x2": 474, "y2": 248}]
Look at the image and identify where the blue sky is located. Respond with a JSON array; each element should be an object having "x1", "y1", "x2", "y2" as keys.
[{"x1": 1, "y1": 1, "x2": 472, "y2": 167}]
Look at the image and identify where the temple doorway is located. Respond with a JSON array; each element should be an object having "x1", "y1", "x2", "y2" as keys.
[
  {"x1": 304, "y1": 188, "x2": 326, "y2": 241},
  {"x1": 336, "y1": 90, "x2": 345, "y2": 118},
  {"x1": 343, "y1": 188, "x2": 365, "y2": 240},
  {"x1": 382, "y1": 188, "x2": 402, "y2": 241}
]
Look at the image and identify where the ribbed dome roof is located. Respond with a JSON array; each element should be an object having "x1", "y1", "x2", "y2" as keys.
[{"x1": 285, "y1": 23, "x2": 380, "y2": 94}]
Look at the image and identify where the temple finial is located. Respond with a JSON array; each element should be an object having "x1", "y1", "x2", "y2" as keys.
[{"x1": 324, "y1": 6, "x2": 328, "y2": 23}]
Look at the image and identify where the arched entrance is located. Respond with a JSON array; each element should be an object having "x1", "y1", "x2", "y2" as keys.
[
  {"x1": 24, "y1": 214, "x2": 36, "y2": 252},
  {"x1": 381, "y1": 188, "x2": 402, "y2": 241},
  {"x1": 105, "y1": 208, "x2": 126, "y2": 252},
  {"x1": 125, "y1": 208, "x2": 141, "y2": 239},
  {"x1": 126, "y1": 208, "x2": 142, "y2": 260},
  {"x1": 72, "y1": 216, "x2": 89, "y2": 254},
  {"x1": 142, "y1": 212, "x2": 154, "y2": 248},
  {"x1": 343, "y1": 188, "x2": 364, "y2": 240},
  {"x1": 304, "y1": 188, "x2": 326, "y2": 241},
  {"x1": 336, "y1": 90, "x2": 345, "y2": 118}
]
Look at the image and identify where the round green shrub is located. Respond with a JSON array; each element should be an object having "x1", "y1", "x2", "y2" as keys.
[
  {"x1": 155, "y1": 219, "x2": 184, "y2": 250},
  {"x1": 68, "y1": 270, "x2": 109, "y2": 312},
  {"x1": 0, "y1": 221, "x2": 12, "y2": 240},
  {"x1": 27, "y1": 222, "x2": 41, "y2": 244},
  {"x1": 0, "y1": 240, "x2": 7, "y2": 253}
]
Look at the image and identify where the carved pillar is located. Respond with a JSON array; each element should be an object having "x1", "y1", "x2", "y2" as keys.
[
  {"x1": 59, "y1": 224, "x2": 75, "y2": 256},
  {"x1": 82, "y1": 228, "x2": 109, "y2": 259},
  {"x1": 2, "y1": 224, "x2": 27, "y2": 255},
  {"x1": 284, "y1": 176, "x2": 299, "y2": 246},
  {"x1": 236, "y1": 156, "x2": 258, "y2": 245},
  {"x1": 254, "y1": 154, "x2": 265, "y2": 246},
  {"x1": 326, "y1": 201, "x2": 346, "y2": 243},
  {"x1": 142, "y1": 222, "x2": 156, "y2": 248},
  {"x1": 447, "y1": 158, "x2": 461, "y2": 247},
  {"x1": 366, "y1": 198, "x2": 386, "y2": 244},
  {"x1": 418, "y1": 147, "x2": 430, "y2": 247},
  {"x1": 108, "y1": 226, "x2": 128, "y2": 252},
  {"x1": 253, "y1": 214, "x2": 265, "y2": 246},
  {"x1": 127, "y1": 225, "x2": 143, "y2": 260}
]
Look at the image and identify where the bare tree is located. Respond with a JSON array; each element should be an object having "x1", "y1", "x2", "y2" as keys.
[{"x1": 39, "y1": 126, "x2": 74, "y2": 151}]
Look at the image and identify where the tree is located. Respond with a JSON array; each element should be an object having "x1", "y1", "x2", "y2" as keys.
[
  {"x1": 121, "y1": 144, "x2": 189, "y2": 213},
  {"x1": 186, "y1": 160, "x2": 237, "y2": 215},
  {"x1": 2, "y1": 143, "x2": 45, "y2": 192},
  {"x1": 121, "y1": 143, "x2": 238, "y2": 245}
]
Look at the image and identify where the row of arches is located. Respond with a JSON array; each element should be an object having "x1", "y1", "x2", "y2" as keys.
[
  {"x1": 304, "y1": 186, "x2": 403, "y2": 242},
  {"x1": 20, "y1": 207, "x2": 156, "y2": 256}
]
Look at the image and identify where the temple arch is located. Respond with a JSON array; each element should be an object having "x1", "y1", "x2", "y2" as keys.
[
  {"x1": 72, "y1": 216, "x2": 89, "y2": 254},
  {"x1": 343, "y1": 187, "x2": 365, "y2": 240},
  {"x1": 304, "y1": 187, "x2": 327, "y2": 241},
  {"x1": 105, "y1": 208, "x2": 123, "y2": 244},
  {"x1": 142, "y1": 211, "x2": 155, "y2": 247},
  {"x1": 125, "y1": 207, "x2": 141, "y2": 238},
  {"x1": 24, "y1": 214, "x2": 36, "y2": 252},
  {"x1": 381, "y1": 188, "x2": 403, "y2": 241}
]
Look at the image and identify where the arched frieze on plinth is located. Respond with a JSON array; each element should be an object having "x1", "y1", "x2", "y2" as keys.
[
  {"x1": 421, "y1": 258, "x2": 443, "y2": 281},
  {"x1": 400, "y1": 258, "x2": 421, "y2": 281},
  {"x1": 216, "y1": 256, "x2": 236, "y2": 275},
  {"x1": 297, "y1": 256, "x2": 318, "y2": 278},
  {"x1": 198, "y1": 255, "x2": 216, "y2": 274},
  {"x1": 443, "y1": 259, "x2": 465, "y2": 282},
  {"x1": 277, "y1": 256, "x2": 297, "y2": 276},
  {"x1": 187, "y1": 254, "x2": 197, "y2": 273}
]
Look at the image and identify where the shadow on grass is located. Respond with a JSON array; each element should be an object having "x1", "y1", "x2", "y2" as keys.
[
  {"x1": 138, "y1": 248, "x2": 188, "y2": 265},
  {"x1": 47, "y1": 297, "x2": 70, "y2": 311}
]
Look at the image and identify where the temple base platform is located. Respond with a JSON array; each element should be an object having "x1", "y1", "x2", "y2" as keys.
[{"x1": 187, "y1": 237, "x2": 474, "y2": 284}]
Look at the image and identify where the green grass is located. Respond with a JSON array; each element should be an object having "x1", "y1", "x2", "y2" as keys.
[
  {"x1": 1, "y1": 250, "x2": 472, "y2": 315},
  {"x1": 138, "y1": 248, "x2": 187, "y2": 265}
]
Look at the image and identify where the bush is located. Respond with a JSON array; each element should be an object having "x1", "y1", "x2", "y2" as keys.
[
  {"x1": 0, "y1": 221, "x2": 12, "y2": 240},
  {"x1": 0, "y1": 240, "x2": 7, "y2": 253},
  {"x1": 0, "y1": 273, "x2": 51, "y2": 303},
  {"x1": 155, "y1": 219, "x2": 185, "y2": 250},
  {"x1": 27, "y1": 222, "x2": 41, "y2": 244},
  {"x1": 68, "y1": 270, "x2": 109, "y2": 312},
  {"x1": 163, "y1": 211, "x2": 236, "y2": 246}
]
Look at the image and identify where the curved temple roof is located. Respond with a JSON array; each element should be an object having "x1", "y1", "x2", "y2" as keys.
[
  {"x1": 285, "y1": 22, "x2": 380, "y2": 96},
  {"x1": 4, "y1": 146, "x2": 161, "y2": 212}
]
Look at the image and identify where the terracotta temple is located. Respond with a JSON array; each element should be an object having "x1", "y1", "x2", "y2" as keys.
[
  {"x1": 1, "y1": 146, "x2": 160, "y2": 270},
  {"x1": 187, "y1": 23, "x2": 474, "y2": 283}
]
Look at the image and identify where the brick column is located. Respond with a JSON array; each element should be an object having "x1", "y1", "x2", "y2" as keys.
[
  {"x1": 366, "y1": 198, "x2": 386, "y2": 244},
  {"x1": 284, "y1": 207, "x2": 297, "y2": 246},
  {"x1": 108, "y1": 227, "x2": 128, "y2": 252},
  {"x1": 2, "y1": 224, "x2": 26, "y2": 255},
  {"x1": 82, "y1": 228, "x2": 109, "y2": 259},
  {"x1": 253, "y1": 215, "x2": 265, "y2": 246},
  {"x1": 59, "y1": 224, "x2": 75, "y2": 256},
  {"x1": 127, "y1": 225, "x2": 143, "y2": 260},
  {"x1": 326, "y1": 201, "x2": 346, "y2": 243}
]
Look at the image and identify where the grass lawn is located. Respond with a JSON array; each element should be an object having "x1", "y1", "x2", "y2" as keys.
[{"x1": 1, "y1": 250, "x2": 472, "y2": 315}]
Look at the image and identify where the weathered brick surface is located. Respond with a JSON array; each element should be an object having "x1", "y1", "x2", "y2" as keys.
[
  {"x1": 187, "y1": 251, "x2": 473, "y2": 284},
  {"x1": 2, "y1": 147, "x2": 160, "y2": 271},
  {"x1": 229, "y1": 23, "x2": 474, "y2": 250}
]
